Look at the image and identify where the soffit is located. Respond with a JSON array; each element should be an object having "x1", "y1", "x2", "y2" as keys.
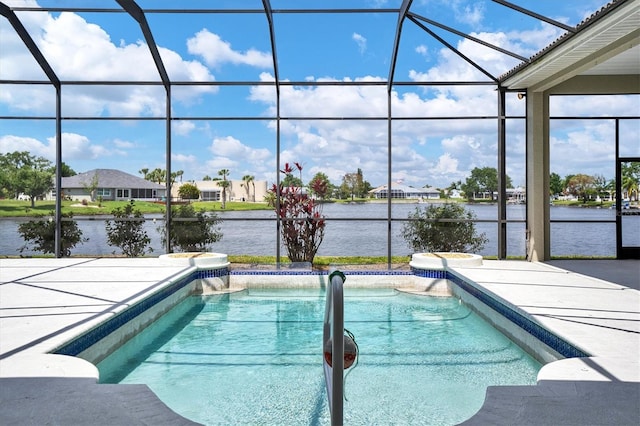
[
  {"x1": 581, "y1": 44, "x2": 640, "y2": 75},
  {"x1": 501, "y1": 0, "x2": 640, "y2": 91}
]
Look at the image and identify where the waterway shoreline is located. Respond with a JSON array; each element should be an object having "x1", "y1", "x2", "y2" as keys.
[
  {"x1": 0, "y1": 198, "x2": 632, "y2": 219},
  {"x1": 1, "y1": 203, "x2": 635, "y2": 258}
]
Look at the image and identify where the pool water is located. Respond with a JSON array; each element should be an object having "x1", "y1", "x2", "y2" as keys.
[{"x1": 98, "y1": 288, "x2": 541, "y2": 425}]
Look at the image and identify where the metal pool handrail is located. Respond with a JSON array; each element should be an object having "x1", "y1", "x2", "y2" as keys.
[{"x1": 323, "y1": 269, "x2": 346, "y2": 426}]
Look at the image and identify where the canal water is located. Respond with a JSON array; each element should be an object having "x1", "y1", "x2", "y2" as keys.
[{"x1": 0, "y1": 203, "x2": 631, "y2": 258}]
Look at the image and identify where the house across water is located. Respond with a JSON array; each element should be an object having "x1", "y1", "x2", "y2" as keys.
[
  {"x1": 369, "y1": 182, "x2": 441, "y2": 200},
  {"x1": 52, "y1": 169, "x2": 166, "y2": 202}
]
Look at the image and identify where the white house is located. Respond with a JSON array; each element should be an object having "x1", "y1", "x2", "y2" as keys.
[
  {"x1": 447, "y1": 189, "x2": 464, "y2": 199},
  {"x1": 173, "y1": 179, "x2": 268, "y2": 202},
  {"x1": 369, "y1": 182, "x2": 440, "y2": 200}
]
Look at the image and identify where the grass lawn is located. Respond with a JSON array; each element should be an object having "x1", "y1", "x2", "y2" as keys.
[
  {"x1": 229, "y1": 255, "x2": 413, "y2": 268},
  {"x1": 552, "y1": 199, "x2": 615, "y2": 208},
  {"x1": 0, "y1": 200, "x2": 271, "y2": 217},
  {"x1": 0, "y1": 198, "x2": 465, "y2": 218}
]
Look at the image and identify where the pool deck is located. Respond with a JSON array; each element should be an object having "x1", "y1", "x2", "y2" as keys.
[{"x1": 0, "y1": 258, "x2": 639, "y2": 425}]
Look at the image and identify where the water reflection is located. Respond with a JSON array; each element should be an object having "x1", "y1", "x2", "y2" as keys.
[{"x1": 0, "y1": 203, "x2": 626, "y2": 258}]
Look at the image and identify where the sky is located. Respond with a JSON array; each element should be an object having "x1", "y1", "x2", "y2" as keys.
[{"x1": 0, "y1": 0, "x2": 638, "y2": 190}]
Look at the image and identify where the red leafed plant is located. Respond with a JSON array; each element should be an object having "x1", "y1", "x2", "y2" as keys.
[{"x1": 271, "y1": 162, "x2": 328, "y2": 263}]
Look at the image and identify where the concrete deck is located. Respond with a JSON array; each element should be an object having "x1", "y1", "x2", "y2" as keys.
[
  {"x1": 456, "y1": 260, "x2": 640, "y2": 425},
  {"x1": 0, "y1": 258, "x2": 638, "y2": 425}
]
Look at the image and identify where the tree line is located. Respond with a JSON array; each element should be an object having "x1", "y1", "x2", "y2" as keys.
[
  {"x1": 166, "y1": 166, "x2": 374, "y2": 204},
  {"x1": 2, "y1": 150, "x2": 638, "y2": 207},
  {"x1": 550, "y1": 165, "x2": 640, "y2": 203},
  {"x1": 0, "y1": 151, "x2": 76, "y2": 207}
]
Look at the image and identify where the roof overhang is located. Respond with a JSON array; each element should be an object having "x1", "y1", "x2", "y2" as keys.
[{"x1": 501, "y1": 0, "x2": 640, "y2": 93}]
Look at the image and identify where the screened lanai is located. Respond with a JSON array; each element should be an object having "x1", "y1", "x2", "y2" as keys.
[{"x1": 0, "y1": 0, "x2": 638, "y2": 261}]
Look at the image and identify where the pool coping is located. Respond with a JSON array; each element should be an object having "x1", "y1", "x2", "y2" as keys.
[
  {"x1": 1, "y1": 258, "x2": 639, "y2": 425},
  {"x1": 50, "y1": 266, "x2": 590, "y2": 366},
  {"x1": 2, "y1": 259, "x2": 637, "y2": 380}
]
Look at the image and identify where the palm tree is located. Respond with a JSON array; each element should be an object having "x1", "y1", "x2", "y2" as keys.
[
  {"x1": 148, "y1": 168, "x2": 165, "y2": 184},
  {"x1": 169, "y1": 170, "x2": 184, "y2": 185},
  {"x1": 139, "y1": 168, "x2": 149, "y2": 180},
  {"x1": 622, "y1": 174, "x2": 639, "y2": 202},
  {"x1": 242, "y1": 174, "x2": 255, "y2": 202},
  {"x1": 621, "y1": 162, "x2": 640, "y2": 202},
  {"x1": 218, "y1": 169, "x2": 230, "y2": 208},
  {"x1": 218, "y1": 180, "x2": 230, "y2": 208},
  {"x1": 604, "y1": 178, "x2": 616, "y2": 202}
]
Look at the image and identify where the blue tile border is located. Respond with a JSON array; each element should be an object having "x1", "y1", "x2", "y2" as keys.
[
  {"x1": 447, "y1": 271, "x2": 589, "y2": 358},
  {"x1": 54, "y1": 270, "x2": 201, "y2": 357},
  {"x1": 229, "y1": 269, "x2": 413, "y2": 276},
  {"x1": 341, "y1": 270, "x2": 413, "y2": 276},
  {"x1": 410, "y1": 267, "x2": 447, "y2": 279},
  {"x1": 230, "y1": 270, "x2": 326, "y2": 276},
  {"x1": 199, "y1": 267, "x2": 230, "y2": 279},
  {"x1": 54, "y1": 265, "x2": 586, "y2": 360}
]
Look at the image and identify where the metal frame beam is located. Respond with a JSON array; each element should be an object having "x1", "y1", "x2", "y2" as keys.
[
  {"x1": 408, "y1": 16, "x2": 499, "y2": 83},
  {"x1": 116, "y1": 0, "x2": 173, "y2": 252},
  {"x1": 0, "y1": 2, "x2": 65, "y2": 258},
  {"x1": 491, "y1": 0, "x2": 576, "y2": 33},
  {"x1": 261, "y1": 0, "x2": 285, "y2": 264},
  {"x1": 497, "y1": 88, "x2": 507, "y2": 259},
  {"x1": 386, "y1": 0, "x2": 414, "y2": 266},
  {"x1": 116, "y1": 0, "x2": 170, "y2": 87},
  {"x1": 409, "y1": 12, "x2": 529, "y2": 63},
  {"x1": 388, "y1": 0, "x2": 413, "y2": 91}
]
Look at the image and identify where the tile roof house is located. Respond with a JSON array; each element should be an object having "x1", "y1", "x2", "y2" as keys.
[
  {"x1": 55, "y1": 169, "x2": 166, "y2": 202},
  {"x1": 369, "y1": 182, "x2": 441, "y2": 200}
]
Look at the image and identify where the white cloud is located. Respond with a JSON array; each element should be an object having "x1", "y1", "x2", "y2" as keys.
[
  {"x1": 0, "y1": 135, "x2": 54, "y2": 159},
  {"x1": 247, "y1": 72, "x2": 509, "y2": 187},
  {"x1": 56, "y1": 133, "x2": 114, "y2": 160},
  {"x1": 409, "y1": 23, "x2": 565, "y2": 86},
  {"x1": 173, "y1": 121, "x2": 196, "y2": 136},
  {"x1": 439, "y1": 134, "x2": 496, "y2": 175},
  {"x1": 251, "y1": 73, "x2": 388, "y2": 118},
  {"x1": 352, "y1": 33, "x2": 367, "y2": 54},
  {"x1": 0, "y1": 10, "x2": 217, "y2": 116},
  {"x1": 415, "y1": 45, "x2": 428, "y2": 57},
  {"x1": 454, "y1": 2, "x2": 485, "y2": 27},
  {"x1": 171, "y1": 153, "x2": 199, "y2": 166},
  {"x1": 205, "y1": 156, "x2": 237, "y2": 172},
  {"x1": 441, "y1": 135, "x2": 481, "y2": 153},
  {"x1": 207, "y1": 136, "x2": 272, "y2": 172},
  {"x1": 550, "y1": 95, "x2": 637, "y2": 117},
  {"x1": 0, "y1": 132, "x2": 123, "y2": 164},
  {"x1": 550, "y1": 122, "x2": 617, "y2": 178},
  {"x1": 113, "y1": 139, "x2": 136, "y2": 149},
  {"x1": 210, "y1": 136, "x2": 246, "y2": 157},
  {"x1": 3, "y1": 0, "x2": 39, "y2": 6},
  {"x1": 187, "y1": 29, "x2": 272, "y2": 69},
  {"x1": 434, "y1": 153, "x2": 459, "y2": 174}
]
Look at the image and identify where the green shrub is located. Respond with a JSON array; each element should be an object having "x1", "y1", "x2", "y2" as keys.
[
  {"x1": 159, "y1": 204, "x2": 222, "y2": 252},
  {"x1": 178, "y1": 182, "x2": 200, "y2": 200},
  {"x1": 105, "y1": 200, "x2": 152, "y2": 257},
  {"x1": 400, "y1": 203, "x2": 487, "y2": 253},
  {"x1": 18, "y1": 212, "x2": 87, "y2": 256}
]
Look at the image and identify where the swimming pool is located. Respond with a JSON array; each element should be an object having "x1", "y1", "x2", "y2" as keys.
[{"x1": 98, "y1": 288, "x2": 541, "y2": 425}]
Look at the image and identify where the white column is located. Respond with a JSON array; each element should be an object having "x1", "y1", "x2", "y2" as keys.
[{"x1": 526, "y1": 91, "x2": 550, "y2": 261}]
